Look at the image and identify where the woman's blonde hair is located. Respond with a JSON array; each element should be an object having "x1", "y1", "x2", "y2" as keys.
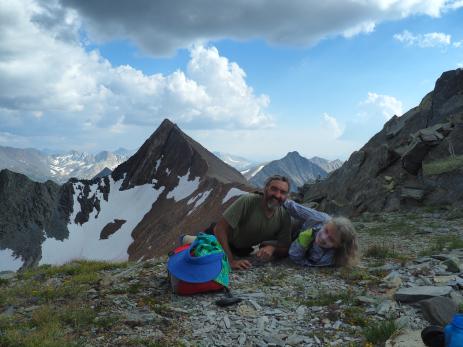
[{"x1": 329, "y1": 217, "x2": 359, "y2": 267}]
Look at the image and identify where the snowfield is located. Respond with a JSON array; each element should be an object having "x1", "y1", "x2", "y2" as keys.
[{"x1": 39, "y1": 176, "x2": 165, "y2": 265}]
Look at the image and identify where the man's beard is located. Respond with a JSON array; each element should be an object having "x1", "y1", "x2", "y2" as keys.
[{"x1": 266, "y1": 196, "x2": 282, "y2": 210}]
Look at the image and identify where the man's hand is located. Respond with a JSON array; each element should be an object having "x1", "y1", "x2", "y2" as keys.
[
  {"x1": 230, "y1": 259, "x2": 252, "y2": 270},
  {"x1": 256, "y1": 245, "x2": 276, "y2": 261}
]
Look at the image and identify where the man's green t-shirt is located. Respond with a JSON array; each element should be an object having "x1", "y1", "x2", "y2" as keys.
[{"x1": 223, "y1": 193, "x2": 291, "y2": 249}]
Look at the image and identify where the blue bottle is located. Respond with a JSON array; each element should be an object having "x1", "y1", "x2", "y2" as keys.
[{"x1": 445, "y1": 314, "x2": 463, "y2": 347}]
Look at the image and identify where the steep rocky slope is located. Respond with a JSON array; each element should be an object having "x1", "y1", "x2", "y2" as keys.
[
  {"x1": 0, "y1": 119, "x2": 251, "y2": 271},
  {"x1": 302, "y1": 68, "x2": 463, "y2": 215}
]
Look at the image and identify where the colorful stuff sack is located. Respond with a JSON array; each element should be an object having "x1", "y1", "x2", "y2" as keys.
[{"x1": 167, "y1": 233, "x2": 230, "y2": 295}]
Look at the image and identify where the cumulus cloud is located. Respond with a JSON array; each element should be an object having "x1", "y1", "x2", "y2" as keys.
[
  {"x1": 446, "y1": 0, "x2": 463, "y2": 9},
  {"x1": 0, "y1": 0, "x2": 272, "y2": 149},
  {"x1": 394, "y1": 30, "x2": 452, "y2": 47},
  {"x1": 58, "y1": 0, "x2": 462, "y2": 56},
  {"x1": 360, "y1": 92, "x2": 404, "y2": 120}
]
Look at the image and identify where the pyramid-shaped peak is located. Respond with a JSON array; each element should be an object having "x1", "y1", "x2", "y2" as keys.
[{"x1": 112, "y1": 119, "x2": 248, "y2": 189}]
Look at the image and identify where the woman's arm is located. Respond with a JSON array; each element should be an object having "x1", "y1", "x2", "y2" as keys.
[{"x1": 284, "y1": 200, "x2": 330, "y2": 226}]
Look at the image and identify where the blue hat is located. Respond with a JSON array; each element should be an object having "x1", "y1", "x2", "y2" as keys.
[{"x1": 167, "y1": 247, "x2": 224, "y2": 283}]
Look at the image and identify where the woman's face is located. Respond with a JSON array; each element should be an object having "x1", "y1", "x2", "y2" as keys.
[{"x1": 315, "y1": 223, "x2": 340, "y2": 249}]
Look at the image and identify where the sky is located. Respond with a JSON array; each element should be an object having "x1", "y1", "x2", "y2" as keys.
[{"x1": 1, "y1": 1, "x2": 463, "y2": 161}]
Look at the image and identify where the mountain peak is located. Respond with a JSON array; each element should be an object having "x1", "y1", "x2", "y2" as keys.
[
  {"x1": 112, "y1": 119, "x2": 247, "y2": 189},
  {"x1": 285, "y1": 151, "x2": 302, "y2": 158}
]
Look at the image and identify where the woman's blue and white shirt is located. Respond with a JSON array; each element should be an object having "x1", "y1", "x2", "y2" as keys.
[{"x1": 284, "y1": 200, "x2": 335, "y2": 267}]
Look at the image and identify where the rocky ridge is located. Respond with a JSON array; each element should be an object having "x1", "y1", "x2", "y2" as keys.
[
  {"x1": 302, "y1": 68, "x2": 463, "y2": 216},
  {"x1": 2, "y1": 208, "x2": 463, "y2": 346}
]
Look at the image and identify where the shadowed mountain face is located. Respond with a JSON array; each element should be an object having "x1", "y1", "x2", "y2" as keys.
[
  {"x1": 0, "y1": 119, "x2": 251, "y2": 271},
  {"x1": 248, "y1": 151, "x2": 328, "y2": 192},
  {"x1": 302, "y1": 68, "x2": 463, "y2": 216}
]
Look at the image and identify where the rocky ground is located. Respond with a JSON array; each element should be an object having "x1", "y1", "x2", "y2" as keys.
[{"x1": 2, "y1": 207, "x2": 463, "y2": 347}]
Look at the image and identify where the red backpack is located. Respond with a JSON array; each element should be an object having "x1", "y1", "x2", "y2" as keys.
[{"x1": 168, "y1": 244, "x2": 226, "y2": 296}]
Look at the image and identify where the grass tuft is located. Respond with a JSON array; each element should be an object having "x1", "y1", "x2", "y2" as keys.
[
  {"x1": 420, "y1": 234, "x2": 463, "y2": 256},
  {"x1": 423, "y1": 155, "x2": 463, "y2": 176},
  {"x1": 363, "y1": 318, "x2": 402, "y2": 345}
]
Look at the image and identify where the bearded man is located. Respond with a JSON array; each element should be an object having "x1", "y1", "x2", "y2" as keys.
[{"x1": 213, "y1": 175, "x2": 292, "y2": 270}]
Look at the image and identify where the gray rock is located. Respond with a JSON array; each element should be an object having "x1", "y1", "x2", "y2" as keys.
[
  {"x1": 238, "y1": 333, "x2": 246, "y2": 345},
  {"x1": 450, "y1": 291, "x2": 463, "y2": 306},
  {"x1": 419, "y1": 296, "x2": 457, "y2": 326},
  {"x1": 443, "y1": 257, "x2": 462, "y2": 273},
  {"x1": 383, "y1": 271, "x2": 402, "y2": 288},
  {"x1": 124, "y1": 311, "x2": 157, "y2": 327},
  {"x1": 376, "y1": 300, "x2": 396, "y2": 316},
  {"x1": 395, "y1": 286, "x2": 453, "y2": 303},
  {"x1": 223, "y1": 315, "x2": 231, "y2": 329},
  {"x1": 285, "y1": 334, "x2": 306, "y2": 346},
  {"x1": 400, "y1": 187, "x2": 425, "y2": 201},
  {"x1": 385, "y1": 329, "x2": 425, "y2": 347},
  {"x1": 356, "y1": 296, "x2": 378, "y2": 305},
  {"x1": 263, "y1": 334, "x2": 285, "y2": 347}
]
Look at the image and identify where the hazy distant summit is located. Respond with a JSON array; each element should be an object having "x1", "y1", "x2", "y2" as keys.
[
  {"x1": 248, "y1": 151, "x2": 329, "y2": 192},
  {"x1": 0, "y1": 147, "x2": 135, "y2": 184}
]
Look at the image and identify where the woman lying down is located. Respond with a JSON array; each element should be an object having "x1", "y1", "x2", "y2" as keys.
[{"x1": 284, "y1": 200, "x2": 359, "y2": 268}]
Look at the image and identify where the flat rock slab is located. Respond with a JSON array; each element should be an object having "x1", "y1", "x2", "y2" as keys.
[
  {"x1": 394, "y1": 286, "x2": 453, "y2": 303},
  {"x1": 385, "y1": 330, "x2": 426, "y2": 347},
  {"x1": 419, "y1": 296, "x2": 457, "y2": 326}
]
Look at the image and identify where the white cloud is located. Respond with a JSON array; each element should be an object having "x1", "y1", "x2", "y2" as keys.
[
  {"x1": 445, "y1": 0, "x2": 463, "y2": 9},
  {"x1": 343, "y1": 21, "x2": 376, "y2": 38},
  {"x1": 59, "y1": 0, "x2": 461, "y2": 56},
  {"x1": 360, "y1": 92, "x2": 403, "y2": 120},
  {"x1": 322, "y1": 113, "x2": 344, "y2": 138},
  {"x1": 394, "y1": 30, "x2": 452, "y2": 47},
  {"x1": 0, "y1": 0, "x2": 272, "y2": 150},
  {"x1": 453, "y1": 41, "x2": 463, "y2": 48}
]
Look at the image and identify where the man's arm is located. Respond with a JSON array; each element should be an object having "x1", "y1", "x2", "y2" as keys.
[{"x1": 214, "y1": 218, "x2": 252, "y2": 270}]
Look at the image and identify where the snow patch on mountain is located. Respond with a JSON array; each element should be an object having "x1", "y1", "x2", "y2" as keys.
[
  {"x1": 248, "y1": 165, "x2": 265, "y2": 178},
  {"x1": 223, "y1": 188, "x2": 247, "y2": 203},
  {"x1": 187, "y1": 189, "x2": 213, "y2": 215},
  {"x1": 166, "y1": 171, "x2": 200, "y2": 202},
  {"x1": 0, "y1": 248, "x2": 23, "y2": 271},
  {"x1": 39, "y1": 177, "x2": 165, "y2": 265}
]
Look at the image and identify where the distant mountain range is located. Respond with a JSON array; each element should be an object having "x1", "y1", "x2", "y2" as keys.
[
  {"x1": 0, "y1": 145, "x2": 342, "y2": 193},
  {"x1": 214, "y1": 151, "x2": 342, "y2": 192},
  {"x1": 213, "y1": 152, "x2": 257, "y2": 171},
  {"x1": 0, "y1": 147, "x2": 135, "y2": 183},
  {"x1": 247, "y1": 151, "x2": 335, "y2": 192}
]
